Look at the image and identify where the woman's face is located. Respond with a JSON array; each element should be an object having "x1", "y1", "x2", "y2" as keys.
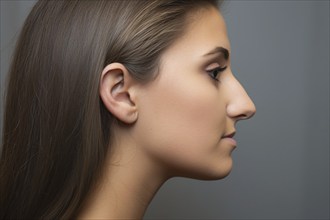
[{"x1": 133, "y1": 7, "x2": 256, "y2": 180}]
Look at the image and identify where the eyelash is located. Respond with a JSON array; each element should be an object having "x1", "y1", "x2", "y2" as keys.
[{"x1": 206, "y1": 66, "x2": 227, "y2": 82}]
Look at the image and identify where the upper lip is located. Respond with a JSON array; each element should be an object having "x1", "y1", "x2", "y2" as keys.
[{"x1": 222, "y1": 131, "x2": 236, "y2": 138}]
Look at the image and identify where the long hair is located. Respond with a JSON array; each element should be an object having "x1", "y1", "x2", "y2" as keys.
[{"x1": 0, "y1": 0, "x2": 220, "y2": 218}]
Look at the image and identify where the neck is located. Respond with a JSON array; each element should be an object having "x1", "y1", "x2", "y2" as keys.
[{"x1": 78, "y1": 133, "x2": 169, "y2": 219}]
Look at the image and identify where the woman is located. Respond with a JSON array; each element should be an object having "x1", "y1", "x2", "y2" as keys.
[{"x1": 0, "y1": 0, "x2": 256, "y2": 219}]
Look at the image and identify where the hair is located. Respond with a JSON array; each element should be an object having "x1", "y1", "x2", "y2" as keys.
[{"x1": 0, "y1": 0, "x2": 221, "y2": 218}]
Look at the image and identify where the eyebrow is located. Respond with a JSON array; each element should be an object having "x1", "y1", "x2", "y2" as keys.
[{"x1": 203, "y1": 46, "x2": 229, "y2": 60}]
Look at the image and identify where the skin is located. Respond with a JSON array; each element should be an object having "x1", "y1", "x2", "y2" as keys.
[{"x1": 79, "y1": 6, "x2": 256, "y2": 219}]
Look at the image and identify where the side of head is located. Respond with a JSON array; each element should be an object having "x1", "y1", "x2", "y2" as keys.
[{"x1": 0, "y1": 0, "x2": 220, "y2": 218}]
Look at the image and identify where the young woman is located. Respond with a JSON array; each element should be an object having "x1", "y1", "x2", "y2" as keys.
[{"x1": 0, "y1": 0, "x2": 256, "y2": 219}]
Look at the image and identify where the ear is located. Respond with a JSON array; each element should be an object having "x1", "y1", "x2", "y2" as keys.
[{"x1": 99, "y1": 63, "x2": 138, "y2": 124}]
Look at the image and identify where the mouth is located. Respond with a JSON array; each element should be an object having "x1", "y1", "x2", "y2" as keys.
[
  {"x1": 221, "y1": 131, "x2": 237, "y2": 147},
  {"x1": 222, "y1": 131, "x2": 236, "y2": 139}
]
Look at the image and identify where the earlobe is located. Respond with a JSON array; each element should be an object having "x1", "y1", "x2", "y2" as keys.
[{"x1": 99, "y1": 63, "x2": 138, "y2": 124}]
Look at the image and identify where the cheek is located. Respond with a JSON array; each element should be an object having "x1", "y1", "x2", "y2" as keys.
[
  {"x1": 164, "y1": 81, "x2": 224, "y2": 144},
  {"x1": 135, "y1": 74, "x2": 227, "y2": 172}
]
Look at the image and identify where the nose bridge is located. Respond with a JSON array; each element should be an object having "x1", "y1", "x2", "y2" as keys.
[{"x1": 226, "y1": 75, "x2": 256, "y2": 120}]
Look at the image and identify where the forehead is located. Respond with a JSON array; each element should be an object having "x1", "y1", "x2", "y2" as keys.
[{"x1": 161, "y1": 7, "x2": 231, "y2": 63}]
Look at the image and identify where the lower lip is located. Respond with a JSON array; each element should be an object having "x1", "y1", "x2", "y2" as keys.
[{"x1": 222, "y1": 137, "x2": 237, "y2": 146}]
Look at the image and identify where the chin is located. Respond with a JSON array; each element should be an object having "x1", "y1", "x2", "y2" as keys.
[
  {"x1": 178, "y1": 158, "x2": 234, "y2": 181},
  {"x1": 201, "y1": 166, "x2": 233, "y2": 180}
]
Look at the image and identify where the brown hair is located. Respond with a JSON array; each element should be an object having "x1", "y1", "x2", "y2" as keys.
[{"x1": 0, "y1": 0, "x2": 221, "y2": 218}]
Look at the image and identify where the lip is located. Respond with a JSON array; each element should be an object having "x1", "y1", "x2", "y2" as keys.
[
  {"x1": 221, "y1": 131, "x2": 237, "y2": 146},
  {"x1": 222, "y1": 131, "x2": 236, "y2": 139}
]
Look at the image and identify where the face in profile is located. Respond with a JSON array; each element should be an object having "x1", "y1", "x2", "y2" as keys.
[{"x1": 130, "y1": 7, "x2": 256, "y2": 180}]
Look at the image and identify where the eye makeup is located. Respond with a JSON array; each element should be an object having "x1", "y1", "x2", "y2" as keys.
[
  {"x1": 206, "y1": 65, "x2": 227, "y2": 82},
  {"x1": 201, "y1": 46, "x2": 230, "y2": 83}
]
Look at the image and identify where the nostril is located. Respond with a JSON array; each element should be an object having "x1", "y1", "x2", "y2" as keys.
[
  {"x1": 237, "y1": 110, "x2": 255, "y2": 120},
  {"x1": 226, "y1": 100, "x2": 256, "y2": 121},
  {"x1": 237, "y1": 114, "x2": 249, "y2": 120}
]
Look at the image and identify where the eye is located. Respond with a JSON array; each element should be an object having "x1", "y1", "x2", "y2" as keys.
[{"x1": 206, "y1": 66, "x2": 227, "y2": 82}]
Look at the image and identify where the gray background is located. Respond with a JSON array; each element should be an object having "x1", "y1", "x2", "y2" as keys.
[{"x1": 1, "y1": 1, "x2": 329, "y2": 219}]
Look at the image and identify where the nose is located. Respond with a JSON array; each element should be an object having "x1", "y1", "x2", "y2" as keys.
[{"x1": 226, "y1": 76, "x2": 256, "y2": 121}]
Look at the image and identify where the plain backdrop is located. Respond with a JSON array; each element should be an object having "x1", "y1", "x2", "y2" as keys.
[{"x1": 1, "y1": 1, "x2": 329, "y2": 219}]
